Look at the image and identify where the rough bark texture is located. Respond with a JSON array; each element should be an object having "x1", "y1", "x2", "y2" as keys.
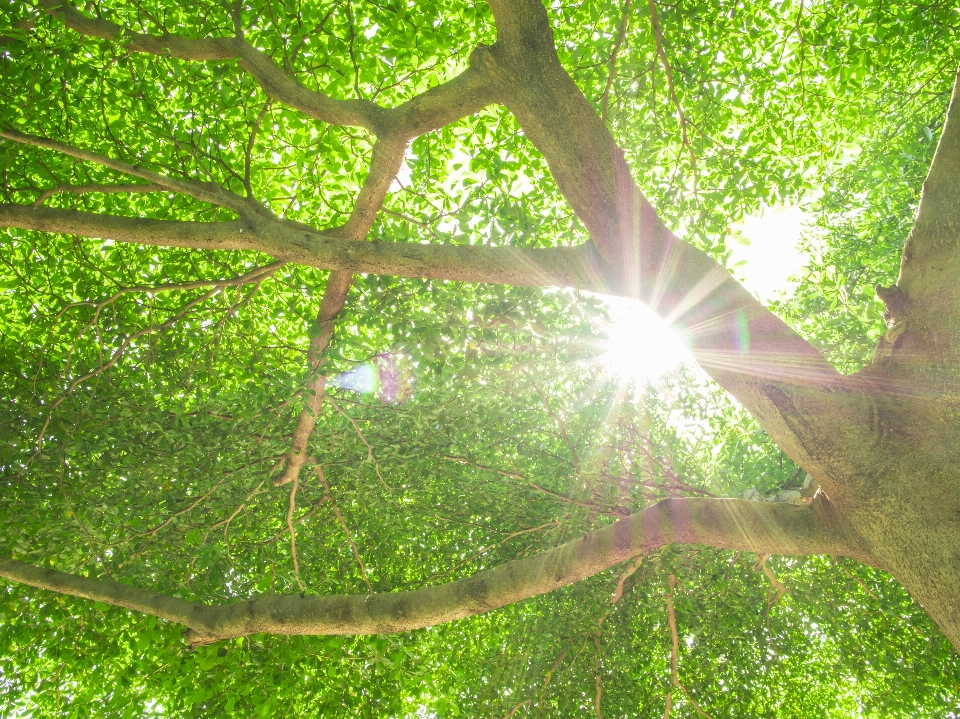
[{"x1": 2, "y1": 0, "x2": 960, "y2": 651}]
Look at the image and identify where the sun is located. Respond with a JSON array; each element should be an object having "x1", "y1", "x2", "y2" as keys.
[{"x1": 595, "y1": 296, "x2": 690, "y2": 385}]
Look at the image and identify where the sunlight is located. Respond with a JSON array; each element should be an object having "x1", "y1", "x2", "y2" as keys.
[{"x1": 595, "y1": 296, "x2": 691, "y2": 385}]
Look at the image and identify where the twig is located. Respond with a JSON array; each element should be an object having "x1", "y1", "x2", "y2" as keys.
[
  {"x1": 287, "y1": 471, "x2": 306, "y2": 593},
  {"x1": 523, "y1": 371, "x2": 581, "y2": 476},
  {"x1": 327, "y1": 397, "x2": 391, "y2": 491},
  {"x1": 58, "y1": 454, "x2": 113, "y2": 581},
  {"x1": 213, "y1": 480, "x2": 265, "y2": 563},
  {"x1": 313, "y1": 464, "x2": 373, "y2": 593},
  {"x1": 32, "y1": 182, "x2": 162, "y2": 206},
  {"x1": 593, "y1": 634, "x2": 604, "y2": 718},
  {"x1": 601, "y1": 0, "x2": 632, "y2": 123},
  {"x1": 428, "y1": 519, "x2": 559, "y2": 580},
  {"x1": 538, "y1": 646, "x2": 570, "y2": 710},
  {"x1": 244, "y1": 101, "x2": 272, "y2": 197},
  {"x1": 611, "y1": 556, "x2": 644, "y2": 604},
  {"x1": 647, "y1": 0, "x2": 697, "y2": 188},
  {"x1": 438, "y1": 454, "x2": 525, "y2": 479},
  {"x1": 501, "y1": 700, "x2": 530, "y2": 719},
  {"x1": 835, "y1": 558, "x2": 879, "y2": 600},
  {"x1": 25, "y1": 263, "x2": 283, "y2": 470},
  {"x1": 665, "y1": 575, "x2": 713, "y2": 718},
  {"x1": 755, "y1": 554, "x2": 788, "y2": 606}
]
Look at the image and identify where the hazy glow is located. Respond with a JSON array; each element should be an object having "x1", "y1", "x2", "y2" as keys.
[{"x1": 597, "y1": 296, "x2": 691, "y2": 385}]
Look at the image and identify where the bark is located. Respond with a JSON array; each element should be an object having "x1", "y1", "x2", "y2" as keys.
[{"x1": 0, "y1": 497, "x2": 866, "y2": 644}]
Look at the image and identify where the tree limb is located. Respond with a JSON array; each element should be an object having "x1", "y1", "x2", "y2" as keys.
[
  {"x1": 1, "y1": 129, "x2": 253, "y2": 216},
  {"x1": 0, "y1": 497, "x2": 871, "y2": 645},
  {"x1": 879, "y1": 65, "x2": 960, "y2": 367},
  {"x1": 38, "y1": 1, "x2": 497, "y2": 141},
  {"x1": 0, "y1": 203, "x2": 609, "y2": 289}
]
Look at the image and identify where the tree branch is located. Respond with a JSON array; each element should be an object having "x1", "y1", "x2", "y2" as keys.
[
  {"x1": 0, "y1": 497, "x2": 870, "y2": 645},
  {"x1": 0, "y1": 203, "x2": 609, "y2": 289},
  {"x1": 878, "y1": 65, "x2": 960, "y2": 368},
  {"x1": 1, "y1": 129, "x2": 253, "y2": 216},
  {"x1": 39, "y1": 1, "x2": 498, "y2": 141}
]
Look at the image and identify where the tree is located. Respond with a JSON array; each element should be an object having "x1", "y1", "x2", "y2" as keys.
[{"x1": 1, "y1": 0, "x2": 959, "y2": 715}]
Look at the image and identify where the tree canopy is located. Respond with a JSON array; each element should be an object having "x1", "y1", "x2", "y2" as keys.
[{"x1": 2, "y1": 0, "x2": 960, "y2": 716}]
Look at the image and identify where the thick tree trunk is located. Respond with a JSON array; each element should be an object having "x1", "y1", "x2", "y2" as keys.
[{"x1": 839, "y1": 68, "x2": 960, "y2": 650}]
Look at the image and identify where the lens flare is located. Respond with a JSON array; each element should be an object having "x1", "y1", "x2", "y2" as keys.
[{"x1": 329, "y1": 353, "x2": 412, "y2": 403}]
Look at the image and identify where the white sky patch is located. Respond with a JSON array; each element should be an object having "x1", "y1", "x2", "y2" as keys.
[
  {"x1": 389, "y1": 154, "x2": 414, "y2": 193},
  {"x1": 727, "y1": 205, "x2": 813, "y2": 302}
]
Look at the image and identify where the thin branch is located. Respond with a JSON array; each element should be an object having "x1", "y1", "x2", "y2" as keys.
[
  {"x1": 327, "y1": 398, "x2": 391, "y2": 492},
  {"x1": 439, "y1": 454, "x2": 525, "y2": 480},
  {"x1": 755, "y1": 554, "x2": 788, "y2": 606},
  {"x1": 428, "y1": 519, "x2": 560, "y2": 580},
  {"x1": 1, "y1": 129, "x2": 254, "y2": 216},
  {"x1": 24, "y1": 263, "x2": 282, "y2": 466},
  {"x1": 611, "y1": 556, "x2": 643, "y2": 604},
  {"x1": 58, "y1": 456, "x2": 113, "y2": 581},
  {"x1": 593, "y1": 634, "x2": 604, "y2": 718},
  {"x1": 286, "y1": 471, "x2": 306, "y2": 593},
  {"x1": 601, "y1": 0, "x2": 632, "y2": 123},
  {"x1": 39, "y1": 1, "x2": 497, "y2": 141},
  {"x1": 501, "y1": 700, "x2": 531, "y2": 719},
  {"x1": 647, "y1": 0, "x2": 697, "y2": 187},
  {"x1": 524, "y1": 372, "x2": 582, "y2": 476},
  {"x1": 244, "y1": 101, "x2": 272, "y2": 198},
  {"x1": 313, "y1": 464, "x2": 372, "y2": 593},
  {"x1": 665, "y1": 575, "x2": 713, "y2": 719},
  {"x1": 32, "y1": 182, "x2": 162, "y2": 206}
]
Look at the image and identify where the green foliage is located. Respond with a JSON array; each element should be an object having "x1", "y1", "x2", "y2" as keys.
[{"x1": 2, "y1": 0, "x2": 960, "y2": 716}]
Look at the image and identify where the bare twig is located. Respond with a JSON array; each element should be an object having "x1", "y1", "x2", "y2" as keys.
[
  {"x1": 1, "y1": 129, "x2": 254, "y2": 216},
  {"x1": 439, "y1": 454, "x2": 525, "y2": 480},
  {"x1": 327, "y1": 397, "x2": 391, "y2": 492},
  {"x1": 755, "y1": 554, "x2": 788, "y2": 606},
  {"x1": 593, "y1": 634, "x2": 604, "y2": 718},
  {"x1": 665, "y1": 575, "x2": 713, "y2": 718},
  {"x1": 428, "y1": 519, "x2": 560, "y2": 580},
  {"x1": 611, "y1": 557, "x2": 644, "y2": 604},
  {"x1": 287, "y1": 471, "x2": 306, "y2": 593},
  {"x1": 313, "y1": 464, "x2": 373, "y2": 593},
  {"x1": 524, "y1": 371, "x2": 581, "y2": 476},
  {"x1": 601, "y1": 0, "x2": 632, "y2": 123},
  {"x1": 58, "y1": 454, "x2": 113, "y2": 581},
  {"x1": 647, "y1": 0, "x2": 697, "y2": 187},
  {"x1": 501, "y1": 700, "x2": 530, "y2": 719},
  {"x1": 244, "y1": 101, "x2": 272, "y2": 198},
  {"x1": 23, "y1": 264, "x2": 282, "y2": 472},
  {"x1": 32, "y1": 182, "x2": 162, "y2": 206}
]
